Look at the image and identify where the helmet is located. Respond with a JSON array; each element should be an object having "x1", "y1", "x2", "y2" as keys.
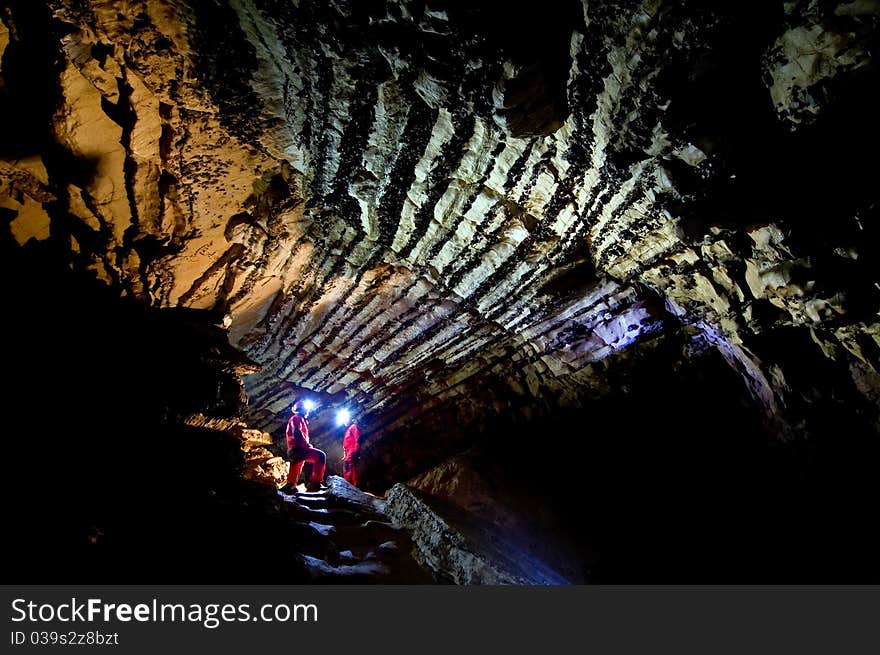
[{"x1": 292, "y1": 398, "x2": 315, "y2": 416}]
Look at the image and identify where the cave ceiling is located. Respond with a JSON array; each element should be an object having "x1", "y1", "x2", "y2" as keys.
[{"x1": 2, "y1": 0, "x2": 879, "y2": 439}]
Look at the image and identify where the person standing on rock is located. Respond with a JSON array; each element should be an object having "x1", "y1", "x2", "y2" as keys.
[
  {"x1": 341, "y1": 418, "x2": 361, "y2": 487},
  {"x1": 281, "y1": 400, "x2": 327, "y2": 494}
]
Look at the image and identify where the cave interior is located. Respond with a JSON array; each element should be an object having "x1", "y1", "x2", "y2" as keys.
[{"x1": 2, "y1": 0, "x2": 879, "y2": 583}]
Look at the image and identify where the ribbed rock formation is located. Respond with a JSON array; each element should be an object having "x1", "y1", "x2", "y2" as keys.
[
  {"x1": 2, "y1": 1, "x2": 879, "y2": 581},
  {"x1": 4, "y1": 1, "x2": 877, "y2": 465}
]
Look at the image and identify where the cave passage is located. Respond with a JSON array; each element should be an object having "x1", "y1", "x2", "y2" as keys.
[
  {"x1": 5, "y1": 245, "x2": 877, "y2": 583},
  {"x1": 2, "y1": 0, "x2": 879, "y2": 584}
]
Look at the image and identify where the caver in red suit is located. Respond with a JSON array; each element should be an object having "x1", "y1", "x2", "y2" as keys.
[
  {"x1": 285, "y1": 401, "x2": 326, "y2": 490},
  {"x1": 342, "y1": 422, "x2": 361, "y2": 486}
]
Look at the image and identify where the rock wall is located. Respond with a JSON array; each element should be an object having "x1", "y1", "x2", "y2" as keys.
[
  {"x1": 2, "y1": 1, "x2": 879, "y2": 486},
  {"x1": 385, "y1": 483, "x2": 573, "y2": 584}
]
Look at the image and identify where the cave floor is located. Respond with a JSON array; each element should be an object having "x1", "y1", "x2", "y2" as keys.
[{"x1": 277, "y1": 477, "x2": 436, "y2": 583}]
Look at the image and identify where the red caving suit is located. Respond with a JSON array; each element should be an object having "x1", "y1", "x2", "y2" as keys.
[
  {"x1": 342, "y1": 423, "x2": 361, "y2": 486},
  {"x1": 286, "y1": 413, "x2": 326, "y2": 486}
]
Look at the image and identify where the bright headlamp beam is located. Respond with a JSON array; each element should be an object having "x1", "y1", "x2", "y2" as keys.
[
  {"x1": 303, "y1": 399, "x2": 316, "y2": 411},
  {"x1": 336, "y1": 409, "x2": 351, "y2": 426}
]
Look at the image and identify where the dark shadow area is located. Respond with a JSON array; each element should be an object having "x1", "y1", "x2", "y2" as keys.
[
  {"x1": 1, "y1": 239, "x2": 309, "y2": 582},
  {"x1": 481, "y1": 337, "x2": 880, "y2": 583},
  {"x1": 0, "y1": 1, "x2": 66, "y2": 161},
  {"x1": 657, "y1": 2, "x2": 880, "y2": 258},
  {"x1": 439, "y1": 0, "x2": 580, "y2": 136}
]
